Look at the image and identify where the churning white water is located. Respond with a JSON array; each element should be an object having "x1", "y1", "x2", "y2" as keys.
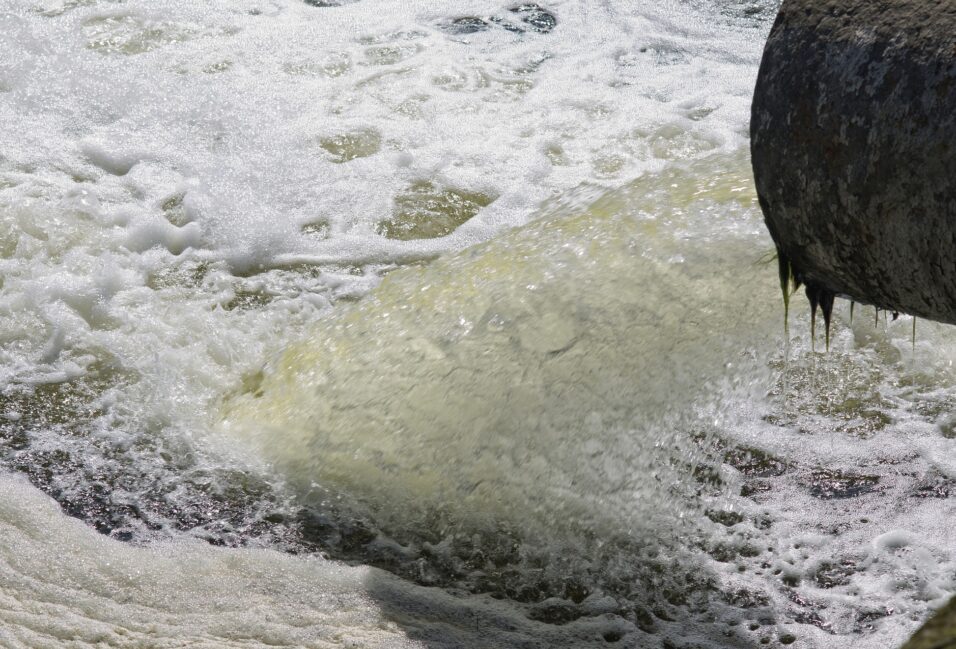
[{"x1": 0, "y1": 0, "x2": 954, "y2": 647}]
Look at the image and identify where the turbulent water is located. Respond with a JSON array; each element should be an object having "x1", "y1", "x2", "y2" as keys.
[{"x1": 0, "y1": 0, "x2": 954, "y2": 647}]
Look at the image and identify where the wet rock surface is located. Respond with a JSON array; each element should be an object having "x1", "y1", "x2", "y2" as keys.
[
  {"x1": 377, "y1": 181, "x2": 496, "y2": 240},
  {"x1": 804, "y1": 469, "x2": 880, "y2": 500},
  {"x1": 441, "y1": 4, "x2": 557, "y2": 36},
  {"x1": 751, "y1": 0, "x2": 956, "y2": 324}
]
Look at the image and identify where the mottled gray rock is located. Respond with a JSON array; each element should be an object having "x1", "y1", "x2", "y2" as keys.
[{"x1": 751, "y1": 0, "x2": 956, "y2": 325}]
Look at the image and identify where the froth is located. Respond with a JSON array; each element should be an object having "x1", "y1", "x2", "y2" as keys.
[{"x1": 223, "y1": 152, "x2": 776, "y2": 582}]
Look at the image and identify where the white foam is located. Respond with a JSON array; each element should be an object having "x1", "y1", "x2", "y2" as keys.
[
  {"x1": 0, "y1": 0, "x2": 768, "y2": 278},
  {"x1": 224, "y1": 153, "x2": 776, "y2": 541},
  {"x1": 0, "y1": 474, "x2": 427, "y2": 648}
]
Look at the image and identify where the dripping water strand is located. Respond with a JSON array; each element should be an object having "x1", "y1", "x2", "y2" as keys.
[{"x1": 776, "y1": 250, "x2": 797, "y2": 402}]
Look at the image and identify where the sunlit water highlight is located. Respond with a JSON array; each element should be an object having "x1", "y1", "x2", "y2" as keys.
[{"x1": 0, "y1": 0, "x2": 954, "y2": 647}]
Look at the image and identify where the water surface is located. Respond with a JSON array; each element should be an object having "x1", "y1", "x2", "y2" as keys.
[{"x1": 0, "y1": 0, "x2": 953, "y2": 647}]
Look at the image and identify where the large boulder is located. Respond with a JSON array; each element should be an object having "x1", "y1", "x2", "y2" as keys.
[
  {"x1": 751, "y1": 4, "x2": 956, "y2": 643},
  {"x1": 751, "y1": 0, "x2": 956, "y2": 325}
]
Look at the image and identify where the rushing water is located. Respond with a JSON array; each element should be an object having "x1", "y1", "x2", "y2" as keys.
[{"x1": 1, "y1": 0, "x2": 954, "y2": 647}]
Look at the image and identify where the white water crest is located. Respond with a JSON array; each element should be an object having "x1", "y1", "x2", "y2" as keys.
[
  {"x1": 1, "y1": 0, "x2": 955, "y2": 647},
  {"x1": 223, "y1": 153, "x2": 774, "y2": 548}
]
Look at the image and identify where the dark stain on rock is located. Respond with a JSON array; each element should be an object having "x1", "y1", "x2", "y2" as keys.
[
  {"x1": 441, "y1": 4, "x2": 556, "y2": 36},
  {"x1": 724, "y1": 445, "x2": 790, "y2": 478},
  {"x1": 910, "y1": 471, "x2": 954, "y2": 499},
  {"x1": 706, "y1": 509, "x2": 745, "y2": 527},
  {"x1": 804, "y1": 468, "x2": 880, "y2": 499},
  {"x1": 446, "y1": 16, "x2": 490, "y2": 34},
  {"x1": 509, "y1": 3, "x2": 557, "y2": 33},
  {"x1": 812, "y1": 559, "x2": 856, "y2": 589}
]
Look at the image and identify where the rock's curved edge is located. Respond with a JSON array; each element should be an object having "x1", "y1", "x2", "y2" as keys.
[{"x1": 900, "y1": 597, "x2": 956, "y2": 649}]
